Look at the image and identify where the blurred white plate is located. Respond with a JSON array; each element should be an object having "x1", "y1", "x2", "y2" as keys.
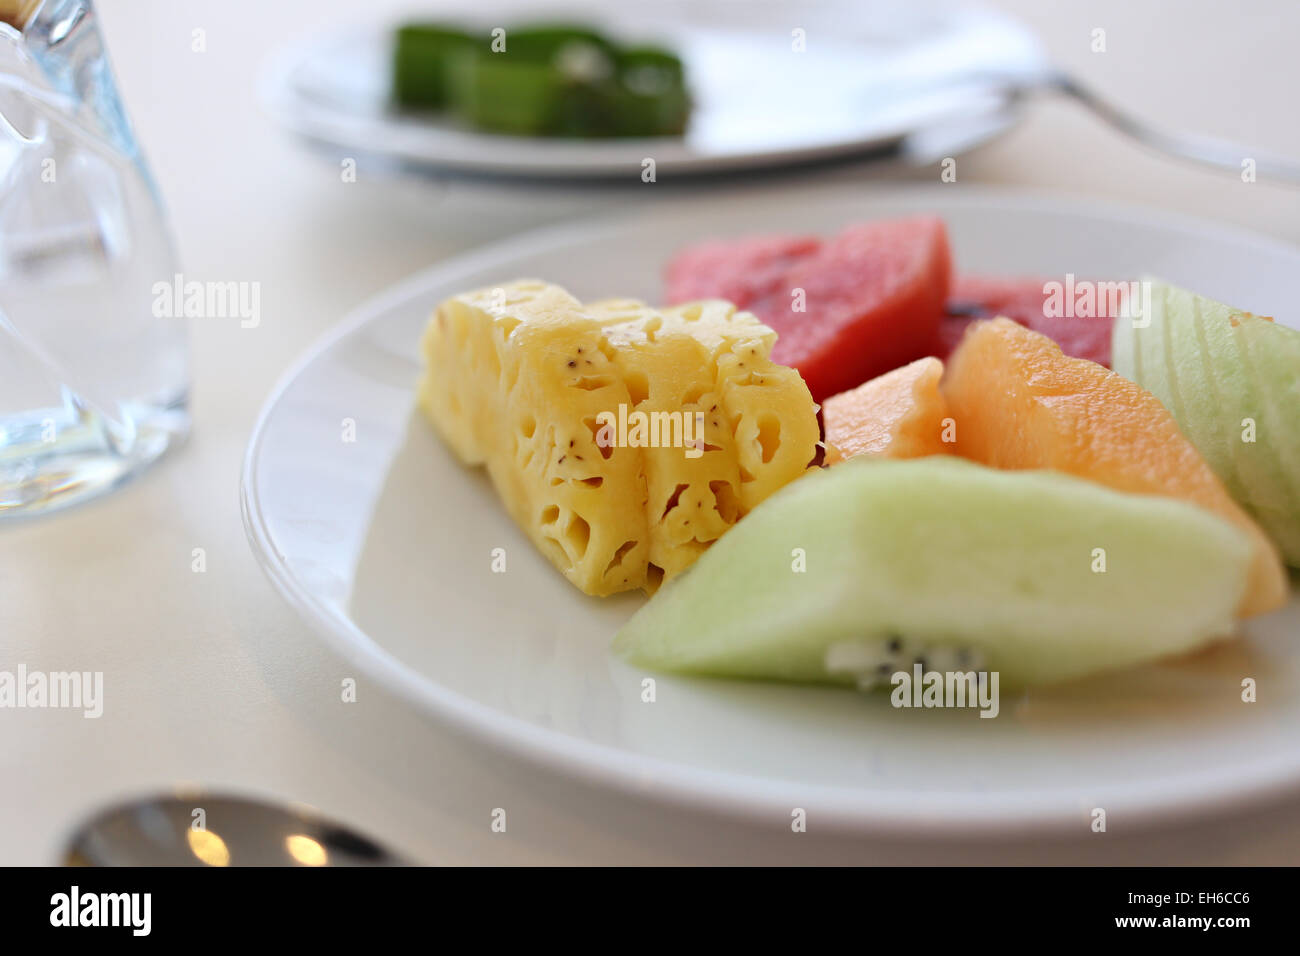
[
  {"x1": 262, "y1": 1, "x2": 1043, "y2": 179},
  {"x1": 243, "y1": 185, "x2": 1300, "y2": 833}
]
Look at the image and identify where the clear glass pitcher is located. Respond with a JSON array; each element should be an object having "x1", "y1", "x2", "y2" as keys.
[{"x1": 0, "y1": 0, "x2": 187, "y2": 517}]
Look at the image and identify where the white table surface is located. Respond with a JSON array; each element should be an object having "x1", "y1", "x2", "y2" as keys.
[{"x1": 4, "y1": 0, "x2": 1299, "y2": 865}]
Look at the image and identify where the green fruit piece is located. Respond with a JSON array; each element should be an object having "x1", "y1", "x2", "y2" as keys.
[
  {"x1": 613, "y1": 47, "x2": 690, "y2": 136},
  {"x1": 392, "y1": 24, "x2": 473, "y2": 108},
  {"x1": 613, "y1": 457, "x2": 1252, "y2": 688},
  {"x1": 1235, "y1": 313, "x2": 1300, "y2": 560},
  {"x1": 448, "y1": 54, "x2": 567, "y2": 135},
  {"x1": 500, "y1": 25, "x2": 619, "y2": 62},
  {"x1": 447, "y1": 25, "x2": 618, "y2": 136},
  {"x1": 432, "y1": 23, "x2": 687, "y2": 137},
  {"x1": 1113, "y1": 279, "x2": 1300, "y2": 565}
]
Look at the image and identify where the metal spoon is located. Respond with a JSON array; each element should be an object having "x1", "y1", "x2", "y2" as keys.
[{"x1": 64, "y1": 791, "x2": 410, "y2": 866}]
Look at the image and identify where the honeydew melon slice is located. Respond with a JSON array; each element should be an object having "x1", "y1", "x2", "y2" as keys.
[
  {"x1": 1114, "y1": 279, "x2": 1300, "y2": 565},
  {"x1": 613, "y1": 457, "x2": 1252, "y2": 688}
]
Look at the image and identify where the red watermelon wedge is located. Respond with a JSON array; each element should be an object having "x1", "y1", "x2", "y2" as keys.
[
  {"x1": 664, "y1": 234, "x2": 820, "y2": 310},
  {"x1": 664, "y1": 218, "x2": 951, "y2": 402},
  {"x1": 942, "y1": 276, "x2": 1118, "y2": 367}
]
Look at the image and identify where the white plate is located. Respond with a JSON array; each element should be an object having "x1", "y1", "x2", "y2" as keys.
[
  {"x1": 261, "y1": 1, "x2": 1042, "y2": 179},
  {"x1": 243, "y1": 186, "x2": 1300, "y2": 834}
]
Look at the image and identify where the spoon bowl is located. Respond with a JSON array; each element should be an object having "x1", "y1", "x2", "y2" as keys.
[{"x1": 64, "y1": 792, "x2": 409, "y2": 867}]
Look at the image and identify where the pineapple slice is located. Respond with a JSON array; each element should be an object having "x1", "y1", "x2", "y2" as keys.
[{"x1": 418, "y1": 280, "x2": 819, "y2": 596}]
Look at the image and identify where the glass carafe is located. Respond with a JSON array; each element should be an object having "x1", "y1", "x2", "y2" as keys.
[{"x1": 0, "y1": 0, "x2": 187, "y2": 516}]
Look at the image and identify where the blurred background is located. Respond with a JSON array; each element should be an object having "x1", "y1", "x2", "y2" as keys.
[{"x1": 3, "y1": 0, "x2": 1299, "y2": 864}]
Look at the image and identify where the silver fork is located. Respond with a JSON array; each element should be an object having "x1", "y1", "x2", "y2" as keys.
[{"x1": 989, "y1": 66, "x2": 1300, "y2": 185}]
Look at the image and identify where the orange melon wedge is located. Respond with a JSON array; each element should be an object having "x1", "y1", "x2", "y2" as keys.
[
  {"x1": 823, "y1": 357, "x2": 950, "y2": 464},
  {"x1": 943, "y1": 318, "x2": 1287, "y2": 618}
]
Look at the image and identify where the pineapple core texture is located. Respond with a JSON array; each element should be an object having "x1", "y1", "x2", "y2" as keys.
[{"x1": 418, "y1": 280, "x2": 819, "y2": 596}]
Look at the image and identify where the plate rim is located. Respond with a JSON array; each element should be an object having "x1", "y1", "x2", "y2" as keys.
[
  {"x1": 257, "y1": 17, "x2": 1029, "y2": 180},
  {"x1": 241, "y1": 184, "x2": 1300, "y2": 834}
]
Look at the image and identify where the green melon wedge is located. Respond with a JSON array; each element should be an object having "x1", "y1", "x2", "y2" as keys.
[
  {"x1": 1114, "y1": 279, "x2": 1300, "y2": 566},
  {"x1": 612, "y1": 457, "x2": 1252, "y2": 688}
]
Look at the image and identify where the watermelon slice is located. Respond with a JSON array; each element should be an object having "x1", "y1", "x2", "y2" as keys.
[
  {"x1": 664, "y1": 234, "x2": 820, "y2": 308},
  {"x1": 664, "y1": 218, "x2": 951, "y2": 402},
  {"x1": 942, "y1": 276, "x2": 1118, "y2": 367}
]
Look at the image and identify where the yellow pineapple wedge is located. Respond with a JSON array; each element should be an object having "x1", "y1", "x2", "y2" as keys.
[{"x1": 418, "y1": 280, "x2": 819, "y2": 596}]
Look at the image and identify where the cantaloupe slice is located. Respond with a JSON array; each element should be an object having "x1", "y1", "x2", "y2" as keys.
[
  {"x1": 943, "y1": 318, "x2": 1287, "y2": 618},
  {"x1": 823, "y1": 357, "x2": 949, "y2": 464}
]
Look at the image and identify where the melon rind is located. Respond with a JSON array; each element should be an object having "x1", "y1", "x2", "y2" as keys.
[{"x1": 1114, "y1": 279, "x2": 1300, "y2": 566}]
